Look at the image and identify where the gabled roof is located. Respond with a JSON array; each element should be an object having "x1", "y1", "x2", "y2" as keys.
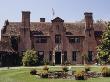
[
  {"x1": 51, "y1": 17, "x2": 64, "y2": 22},
  {"x1": 1, "y1": 19, "x2": 107, "y2": 37},
  {"x1": 64, "y1": 23, "x2": 85, "y2": 36}
]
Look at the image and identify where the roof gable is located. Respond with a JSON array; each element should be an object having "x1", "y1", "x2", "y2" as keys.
[
  {"x1": 1, "y1": 21, "x2": 106, "y2": 37},
  {"x1": 51, "y1": 17, "x2": 64, "y2": 22}
]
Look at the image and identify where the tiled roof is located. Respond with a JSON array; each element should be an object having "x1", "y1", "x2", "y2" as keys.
[
  {"x1": 93, "y1": 22, "x2": 107, "y2": 31},
  {"x1": 2, "y1": 21, "x2": 107, "y2": 36},
  {"x1": 4, "y1": 22, "x2": 21, "y2": 36},
  {"x1": 30, "y1": 22, "x2": 51, "y2": 36},
  {"x1": 64, "y1": 23, "x2": 85, "y2": 36}
]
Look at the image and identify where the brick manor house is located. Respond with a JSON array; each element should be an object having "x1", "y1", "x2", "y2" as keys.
[{"x1": 0, "y1": 11, "x2": 107, "y2": 66}]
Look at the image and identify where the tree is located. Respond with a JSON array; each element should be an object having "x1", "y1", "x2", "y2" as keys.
[
  {"x1": 22, "y1": 49, "x2": 38, "y2": 66},
  {"x1": 97, "y1": 22, "x2": 110, "y2": 64}
]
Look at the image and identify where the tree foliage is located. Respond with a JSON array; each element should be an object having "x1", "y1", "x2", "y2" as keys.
[
  {"x1": 22, "y1": 49, "x2": 38, "y2": 66},
  {"x1": 97, "y1": 22, "x2": 110, "y2": 64}
]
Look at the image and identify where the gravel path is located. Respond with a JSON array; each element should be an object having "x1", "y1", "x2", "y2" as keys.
[{"x1": 0, "y1": 65, "x2": 110, "y2": 70}]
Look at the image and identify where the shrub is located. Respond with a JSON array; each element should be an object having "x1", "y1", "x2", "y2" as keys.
[
  {"x1": 62, "y1": 66, "x2": 69, "y2": 72},
  {"x1": 22, "y1": 49, "x2": 38, "y2": 66},
  {"x1": 40, "y1": 67, "x2": 49, "y2": 78},
  {"x1": 75, "y1": 71, "x2": 86, "y2": 80},
  {"x1": 30, "y1": 69, "x2": 37, "y2": 75},
  {"x1": 43, "y1": 65, "x2": 49, "y2": 71},
  {"x1": 41, "y1": 73, "x2": 48, "y2": 78},
  {"x1": 101, "y1": 66, "x2": 110, "y2": 77},
  {"x1": 85, "y1": 66, "x2": 90, "y2": 73}
]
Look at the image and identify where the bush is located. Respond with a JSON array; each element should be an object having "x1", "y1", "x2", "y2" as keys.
[
  {"x1": 22, "y1": 49, "x2": 38, "y2": 66},
  {"x1": 30, "y1": 69, "x2": 37, "y2": 75},
  {"x1": 62, "y1": 66, "x2": 69, "y2": 72},
  {"x1": 41, "y1": 73, "x2": 48, "y2": 78},
  {"x1": 85, "y1": 66, "x2": 90, "y2": 73},
  {"x1": 101, "y1": 66, "x2": 110, "y2": 77},
  {"x1": 75, "y1": 71, "x2": 85, "y2": 80},
  {"x1": 43, "y1": 65, "x2": 49, "y2": 71},
  {"x1": 40, "y1": 66, "x2": 49, "y2": 78}
]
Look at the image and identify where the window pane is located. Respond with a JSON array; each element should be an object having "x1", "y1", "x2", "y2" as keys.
[
  {"x1": 72, "y1": 51, "x2": 76, "y2": 61},
  {"x1": 36, "y1": 37, "x2": 40, "y2": 43},
  {"x1": 69, "y1": 37, "x2": 80, "y2": 43},
  {"x1": 55, "y1": 35, "x2": 61, "y2": 43},
  {"x1": 38, "y1": 51, "x2": 44, "y2": 62},
  {"x1": 41, "y1": 37, "x2": 47, "y2": 43},
  {"x1": 36, "y1": 37, "x2": 47, "y2": 43},
  {"x1": 69, "y1": 37, "x2": 75, "y2": 43},
  {"x1": 88, "y1": 51, "x2": 92, "y2": 62},
  {"x1": 76, "y1": 37, "x2": 80, "y2": 43}
]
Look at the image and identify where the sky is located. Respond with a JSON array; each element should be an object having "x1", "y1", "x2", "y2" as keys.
[{"x1": 0, "y1": 0, "x2": 110, "y2": 29}]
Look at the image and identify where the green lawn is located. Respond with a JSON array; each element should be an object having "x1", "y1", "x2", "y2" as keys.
[{"x1": 0, "y1": 66, "x2": 110, "y2": 82}]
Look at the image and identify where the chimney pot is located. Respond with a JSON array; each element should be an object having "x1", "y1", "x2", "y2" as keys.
[
  {"x1": 84, "y1": 12, "x2": 92, "y2": 16},
  {"x1": 40, "y1": 18, "x2": 45, "y2": 22}
]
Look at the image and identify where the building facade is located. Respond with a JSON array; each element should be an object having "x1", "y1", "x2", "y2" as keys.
[{"x1": 0, "y1": 11, "x2": 107, "y2": 65}]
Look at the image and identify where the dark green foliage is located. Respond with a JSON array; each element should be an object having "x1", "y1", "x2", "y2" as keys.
[
  {"x1": 62, "y1": 66, "x2": 69, "y2": 72},
  {"x1": 0, "y1": 52, "x2": 21, "y2": 67},
  {"x1": 75, "y1": 71, "x2": 85, "y2": 80},
  {"x1": 22, "y1": 49, "x2": 38, "y2": 66},
  {"x1": 97, "y1": 22, "x2": 110, "y2": 64},
  {"x1": 101, "y1": 66, "x2": 110, "y2": 77},
  {"x1": 41, "y1": 73, "x2": 48, "y2": 78},
  {"x1": 30, "y1": 69, "x2": 37, "y2": 75},
  {"x1": 85, "y1": 66, "x2": 90, "y2": 73}
]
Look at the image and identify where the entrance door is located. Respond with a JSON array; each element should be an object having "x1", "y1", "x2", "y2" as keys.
[{"x1": 55, "y1": 52, "x2": 61, "y2": 64}]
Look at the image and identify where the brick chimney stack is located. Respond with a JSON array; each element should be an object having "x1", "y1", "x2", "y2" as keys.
[
  {"x1": 84, "y1": 12, "x2": 93, "y2": 28},
  {"x1": 22, "y1": 11, "x2": 30, "y2": 28},
  {"x1": 20, "y1": 11, "x2": 31, "y2": 52}
]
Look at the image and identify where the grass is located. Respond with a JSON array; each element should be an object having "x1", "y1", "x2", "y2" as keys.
[{"x1": 0, "y1": 66, "x2": 110, "y2": 82}]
